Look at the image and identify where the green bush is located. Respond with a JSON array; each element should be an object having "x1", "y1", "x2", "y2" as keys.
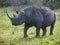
[
  {"x1": 43, "y1": 0, "x2": 55, "y2": 9},
  {"x1": 0, "y1": 0, "x2": 9, "y2": 7}
]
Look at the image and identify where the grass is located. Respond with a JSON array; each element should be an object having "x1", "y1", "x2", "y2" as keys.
[{"x1": 0, "y1": 6, "x2": 60, "y2": 45}]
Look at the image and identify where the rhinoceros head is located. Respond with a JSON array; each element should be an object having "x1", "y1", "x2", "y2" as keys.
[{"x1": 6, "y1": 10, "x2": 25, "y2": 26}]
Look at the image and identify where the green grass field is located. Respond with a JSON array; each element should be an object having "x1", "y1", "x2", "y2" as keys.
[{"x1": 0, "y1": 6, "x2": 60, "y2": 45}]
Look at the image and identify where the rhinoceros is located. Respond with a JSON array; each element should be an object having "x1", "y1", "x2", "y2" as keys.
[{"x1": 6, "y1": 6, "x2": 56, "y2": 37}]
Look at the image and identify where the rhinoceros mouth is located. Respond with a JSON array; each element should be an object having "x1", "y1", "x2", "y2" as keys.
[
  {"x1": 12, "y1": 23, "x2": 20, "y2": 25},
  {"x1": 12, "y1": 22, "x2": 23, "y2": 26}
]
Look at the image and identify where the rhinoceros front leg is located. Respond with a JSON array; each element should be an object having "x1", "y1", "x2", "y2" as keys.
[
  {"x1": 42, "y1": 27, "x2": 47, "y2": 36},
  {"x1": 24, "y1": 23, "x2": 30, "y2": 37},
  {"x1": 36, "y1": 27, "x2": 40, "y2": 37}
]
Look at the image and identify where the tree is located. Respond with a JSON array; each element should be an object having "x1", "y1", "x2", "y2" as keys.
[
  {"x1": 43, "y1": 0, "x2": 56, "y2": 9},
  {"x1": 33, "y1": 0, "x2": 44, "y2": 8},
  {"x1": 0, "y1": 0, "x2": 8, "y2": 7},
  {"x1": 20, "y1": 0, "x2": 30, "y2": 5}
]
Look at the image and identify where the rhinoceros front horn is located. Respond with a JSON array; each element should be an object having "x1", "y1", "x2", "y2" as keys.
[{"x1": 5, "y1": 10, "x2": 12, "y2": 20}]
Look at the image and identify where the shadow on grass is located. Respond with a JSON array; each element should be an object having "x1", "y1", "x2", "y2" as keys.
[
  {"x1": 11, "y1": 35, "x2": 50, "y2": 44},
  {"x1": 10, "y1": 36, "x2": 42, "y2": 44}
]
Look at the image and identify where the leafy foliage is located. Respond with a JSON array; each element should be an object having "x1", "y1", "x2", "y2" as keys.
[
  {"x1": 0, "y1": 0, "x2": 60, "y2": 9},
  {"x1": 0, "y1": 0, "x2": 9, "y2": 7},
  {"x1": 43, "y1": 0, "x2": 55, "y2": 9},
  {"x1": 43, "y1": 0, "x2": 60, "y2": 9}
]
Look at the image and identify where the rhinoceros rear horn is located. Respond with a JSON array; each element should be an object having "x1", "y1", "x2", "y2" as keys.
[
  {"x1": 5, "y1": 10, "x2": 12, "y2": 20},
  {"x1": 13, "y1": 14, "x2": 16, "y2": 17}
]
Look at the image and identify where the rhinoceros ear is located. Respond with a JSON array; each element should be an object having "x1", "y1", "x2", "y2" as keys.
[
  {"x1": 16, "y1": 10, "x2": 21, "y2": 14},
  {"x1": 21, "y1": 12, "x2": 25, "y2": 16},
  {"x1": 16, "y1": 11, "x2": 19, "y2": 14}
]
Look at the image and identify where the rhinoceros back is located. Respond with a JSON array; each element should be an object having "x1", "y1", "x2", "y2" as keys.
[{"x1": 40, "y1": 7, "x2": 56, "y2": 27}]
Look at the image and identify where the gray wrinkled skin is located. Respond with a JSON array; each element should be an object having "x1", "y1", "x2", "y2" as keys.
[{"x1": 6, "y1": 6, "x2": 56, "y2": 37}]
